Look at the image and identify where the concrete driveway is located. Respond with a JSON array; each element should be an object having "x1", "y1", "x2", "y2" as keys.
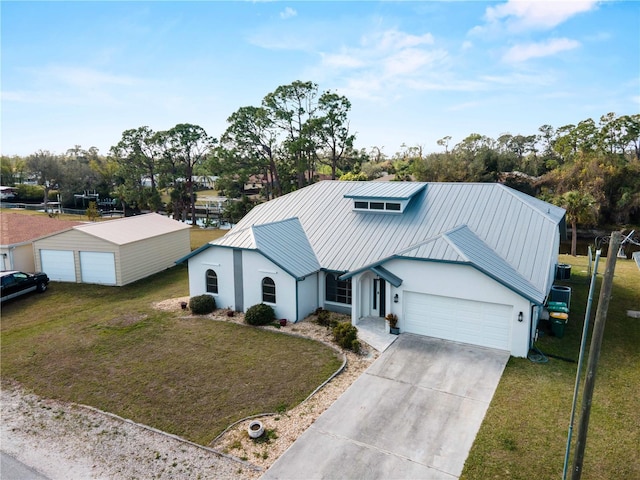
[{"x1": 262, "y1": 334, "x2": 509, "y2": 480}]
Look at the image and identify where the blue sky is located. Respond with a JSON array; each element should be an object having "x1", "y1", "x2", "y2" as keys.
[{"x1": 1, "y1": 1, "x2": 638, "y2": 158}]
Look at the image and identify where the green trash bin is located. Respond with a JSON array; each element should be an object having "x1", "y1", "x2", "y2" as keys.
[
  {"x1": 547, "y1": 302, "x2": 569, "y2": 314},
  {"x1": 550, "y1": 312, "x2": 568, "y2": 338}
]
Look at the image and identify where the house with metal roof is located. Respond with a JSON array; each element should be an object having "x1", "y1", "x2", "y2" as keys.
[
  {"x1": 33, "y1": 213, "x2": 191, "y2": 286},
  {"x1": 180, "y1": 181, "x2": 566, "y2": 357}
]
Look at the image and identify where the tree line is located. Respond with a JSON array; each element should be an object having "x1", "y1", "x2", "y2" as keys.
[{"x1": 1, "y1": 79, "x2": 638, "y2": 240}]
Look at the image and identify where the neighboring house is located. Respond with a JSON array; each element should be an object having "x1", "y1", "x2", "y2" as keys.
[
  {"x1": 179, "y1": 181, "x2": 566, "y2": 357},
  {"x1": 0, "y1": 212, "x2": 83, "y2": 272},
  {"x1": 33, "y1": 213, "x2": 191, "y2": 286}
]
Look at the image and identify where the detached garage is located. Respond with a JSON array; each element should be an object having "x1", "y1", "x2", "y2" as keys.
[{"x1": 34, "y1": 213, "x2": 191, "y2": 286}]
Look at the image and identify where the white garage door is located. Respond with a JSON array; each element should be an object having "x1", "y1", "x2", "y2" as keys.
[
  {"x1": 80, "y1": 251, "x2": 116, "y2": 285},
  {"x1": 404, "y1": 292, "x2": 512, "y2": 351},
  {"x1": 40, "y1": 250, "x2": 76, "y2": 282}
]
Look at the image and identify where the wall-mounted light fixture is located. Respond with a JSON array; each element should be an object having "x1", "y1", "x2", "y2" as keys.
[
  {"x1": 518, "y1": 311, "x2": 523, "y2": 322},
  {"x1": 394, "y1": 293, "x2": 399, "y2": 303}
]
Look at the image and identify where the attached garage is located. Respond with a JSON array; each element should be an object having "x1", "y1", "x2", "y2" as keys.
[
  {"x1": 33, "y1": 213, "x2": 191, "y2": 286},
  {"x1": 403, "y1": 292, "x2": 512, "y2": 351}
]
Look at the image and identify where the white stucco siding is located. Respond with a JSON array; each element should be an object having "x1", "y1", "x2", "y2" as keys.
[
  {"x1": 544, "y1": 231, "x2": 562, "y2": 296},
  {"x1": 1, "y1": 244, "x2": 35, "y2": 272},
  {"x1": 242, "y1": 250, "x2": 297, "y2": 321},
  {"x1": 187, "y1": 247, "x2": 235, "y2": 310},
  {"x1": 297, "y1": 273, "x2": 318, "y2": 322},
  {"x1": 378, "y1": 259, "x2": 533, "y2": 357}
]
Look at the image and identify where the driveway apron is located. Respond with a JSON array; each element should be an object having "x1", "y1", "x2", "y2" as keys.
[{"x1": 262, "y1": 334, "x2": 509, "y2": 480}]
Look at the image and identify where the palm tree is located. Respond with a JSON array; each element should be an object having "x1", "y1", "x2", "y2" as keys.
[{"x1": 559, "y1": 190, "x2": 597, "y2": 256}]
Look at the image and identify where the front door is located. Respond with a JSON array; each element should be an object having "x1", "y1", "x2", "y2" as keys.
[{"x1": 372, "y1": 278, "x2": 386, "y2": 317}]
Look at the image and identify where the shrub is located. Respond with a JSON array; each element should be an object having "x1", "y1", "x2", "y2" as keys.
[
  {"x1": 189, "y1": 295, "x2": 216, "y2": 315},
  {"x1": 14, "y1": 184, "x2": 47, "y2": 202},
  {"x1": 245, "y1": 303, "x2": 275, "y2": 326},
  {"x1": 332, "y1": 322, "x2": 360, "y2": 352},
  {"x1": 316, "y1": 309, "x2": 331, "y2": 327}
]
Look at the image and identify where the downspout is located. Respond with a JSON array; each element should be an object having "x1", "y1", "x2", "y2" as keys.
[
  {"x1": 529, "y1": 304, "x2": 537, "y2": 348},
  {"x1": 295, "y1": 278, "x2": 300, "y2": 322}
]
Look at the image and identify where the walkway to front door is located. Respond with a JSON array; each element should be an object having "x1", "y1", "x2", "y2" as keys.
[{"x1": 356, "y1": 316, "x2": 398, "y2": 352}]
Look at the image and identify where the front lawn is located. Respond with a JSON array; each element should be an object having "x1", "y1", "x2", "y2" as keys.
[
  {"x1": 463, "y1": 254, "x2": 640, "y2": 479},
  {"x1": 0, "y1": 265, "x2": 342, "y2": 445}
]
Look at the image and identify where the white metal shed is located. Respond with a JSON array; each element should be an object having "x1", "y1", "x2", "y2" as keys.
[{"x1": 33, "y1": 213, "x2": 191, "y2": 286}]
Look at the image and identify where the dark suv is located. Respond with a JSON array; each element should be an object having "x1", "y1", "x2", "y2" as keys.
[{"x1": 1, "y1": 270, "x2": 50, "y2": 302}]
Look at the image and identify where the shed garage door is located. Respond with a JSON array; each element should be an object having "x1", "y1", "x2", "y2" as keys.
[
  {"x1": 80, "y1": 251, "x2": 116, "y2": 285},
  {"x1": 40, "y1": 250, "x2": 76, "y2": 282},
  {"x1": 403, "y1": 292, "x2": 512, "y2": 351}
]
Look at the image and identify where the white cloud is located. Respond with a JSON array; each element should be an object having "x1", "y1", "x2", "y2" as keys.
[
  {"x1": 45, "y1": 65, "x2": 141, "y2": 88},
  {"x1": 321, "y1": 52, "x2": 366, "y2": 69},
  {"x1": 280, "y1": 7, "x2": 297, "y2": 20},
  {"x1": 376, "y1": 30, "x2": 434, "y2": 50},
  {"x1": 382, "y1": 48, "x2": 447, "y2": 76},
  {"x1": 2, "y1": 65, "x2": 145, "y2": 109},
  {"x1": 320, "y1": 29, "x2": 449, "y2": 101},
  {"x1": 447, "y1": 101, "x2": 482, "y2": 112},
  {"x1": 485, "y1": 0, "x2": 599, "y2": 31},
  {"x1": 503, "y1": 38, "x2": 581, "y2": 62}
]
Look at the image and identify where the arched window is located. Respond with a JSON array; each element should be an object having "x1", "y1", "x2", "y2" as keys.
[
  {"x1": 262, "y1": 277, "x2": 276, "y2": 303},
  {"x1": 206, "y1": 269, "x2": 218, "y2": 294},
  {"x1": 325, "y1": 273, "x2": 352, "y2": 304}
]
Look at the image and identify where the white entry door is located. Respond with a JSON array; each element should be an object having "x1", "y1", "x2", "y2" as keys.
[
  {"x1": 80, "y1": 251, "x2": 116, "y2": 285},
  {"x1": 403, "y1": 292, "x2": 512, "y2": 351}
]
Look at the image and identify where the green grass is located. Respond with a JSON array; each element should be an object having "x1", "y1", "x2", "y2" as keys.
[
  {"x1": 462, "y1": 254, "x2": 640, "y2": 480},
  {"x1": 1, "y1": 265, "x2": 342, "y2": 446},
  {"x1": 189, "y1": 226, "x2": 226, "y2": 250}
]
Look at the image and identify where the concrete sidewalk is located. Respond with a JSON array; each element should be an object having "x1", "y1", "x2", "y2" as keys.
[{"x1": 262, "y1": 335, "x2": 509, "y2": 479}]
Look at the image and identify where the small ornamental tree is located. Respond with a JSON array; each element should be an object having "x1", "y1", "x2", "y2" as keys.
[{"x1": 86, "y1": 201, "x2": 100, "y2": 221}]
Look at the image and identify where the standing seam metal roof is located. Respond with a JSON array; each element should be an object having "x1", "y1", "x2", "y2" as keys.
[
  {"x1": 252, "y1": 218, "x2": 320, "y2": 279},
  {"x1": 205, "y1": 181, "x2": 564, "y2": 298}
]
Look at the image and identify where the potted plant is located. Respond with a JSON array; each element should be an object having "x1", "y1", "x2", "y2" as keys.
[{"x1": 385, "y1": 313, "x2": 400, "y2": 335}]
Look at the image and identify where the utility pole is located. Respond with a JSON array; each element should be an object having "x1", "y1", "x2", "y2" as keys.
[
  {"x1": 570, "y1": 231, "x2": 622, "y2": 480},
  {"x1": 562, "y1": 249, "x2": 601, "y2": 480}
]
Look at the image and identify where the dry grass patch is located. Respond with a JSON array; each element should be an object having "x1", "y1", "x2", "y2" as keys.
[{"x1": 1, "y1": 266, "x2": 343, "y2": 446}]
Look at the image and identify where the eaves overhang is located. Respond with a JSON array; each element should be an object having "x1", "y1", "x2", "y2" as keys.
[
  {"x1": 175, "y1": 242, "x2": 214, "y2": 264},
  {"x1": 175, "y1": 242, "x2": 318, "y2": 281}
]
